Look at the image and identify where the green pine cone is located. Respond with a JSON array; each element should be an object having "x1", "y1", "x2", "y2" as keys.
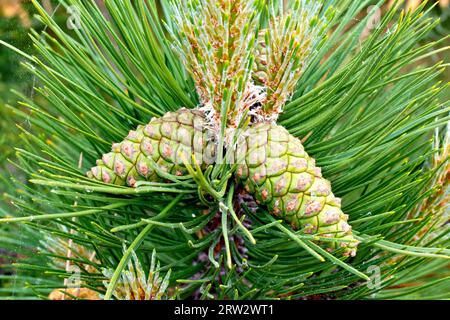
[
  {"x1": 87, "y1": 108, "x2": 216, "y2": 186},
  {"x1": 87, "y1": 109, "x2": 357, "y2": 255},
  {"x1": 235, "y1": 123, "x2": 358, "y2": 256}
]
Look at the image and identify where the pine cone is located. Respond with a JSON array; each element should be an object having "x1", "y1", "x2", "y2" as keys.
[
  {"x1": 87, "y1": 108, "x2": 216, "y2": 186},
  {"x1": 87, "y1": 110, "x2": 357, "y2": 255},
  {"x1": 235, "y1": 123, "x2": 358, "y2": 256}
]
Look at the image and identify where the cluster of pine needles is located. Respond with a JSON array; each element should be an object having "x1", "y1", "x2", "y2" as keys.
[{"x1": 0, "y1": 0, "x2": 448, "y2": 300}]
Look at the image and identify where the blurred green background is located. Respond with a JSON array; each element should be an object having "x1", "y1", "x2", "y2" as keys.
[{"x1": 0, "y1": 0, "x2": 66, "y2": 284}]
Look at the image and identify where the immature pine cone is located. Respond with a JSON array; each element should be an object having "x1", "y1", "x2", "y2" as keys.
[
  {"x1": 88, "y1": 111, "x2": 358, "y2": 255},
  {"x1": 235, "y1": 123, "x2": 358, "y2": 256},
  {"x1": 87, "y1": 108, "x2": 216, "y2": 186}
]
